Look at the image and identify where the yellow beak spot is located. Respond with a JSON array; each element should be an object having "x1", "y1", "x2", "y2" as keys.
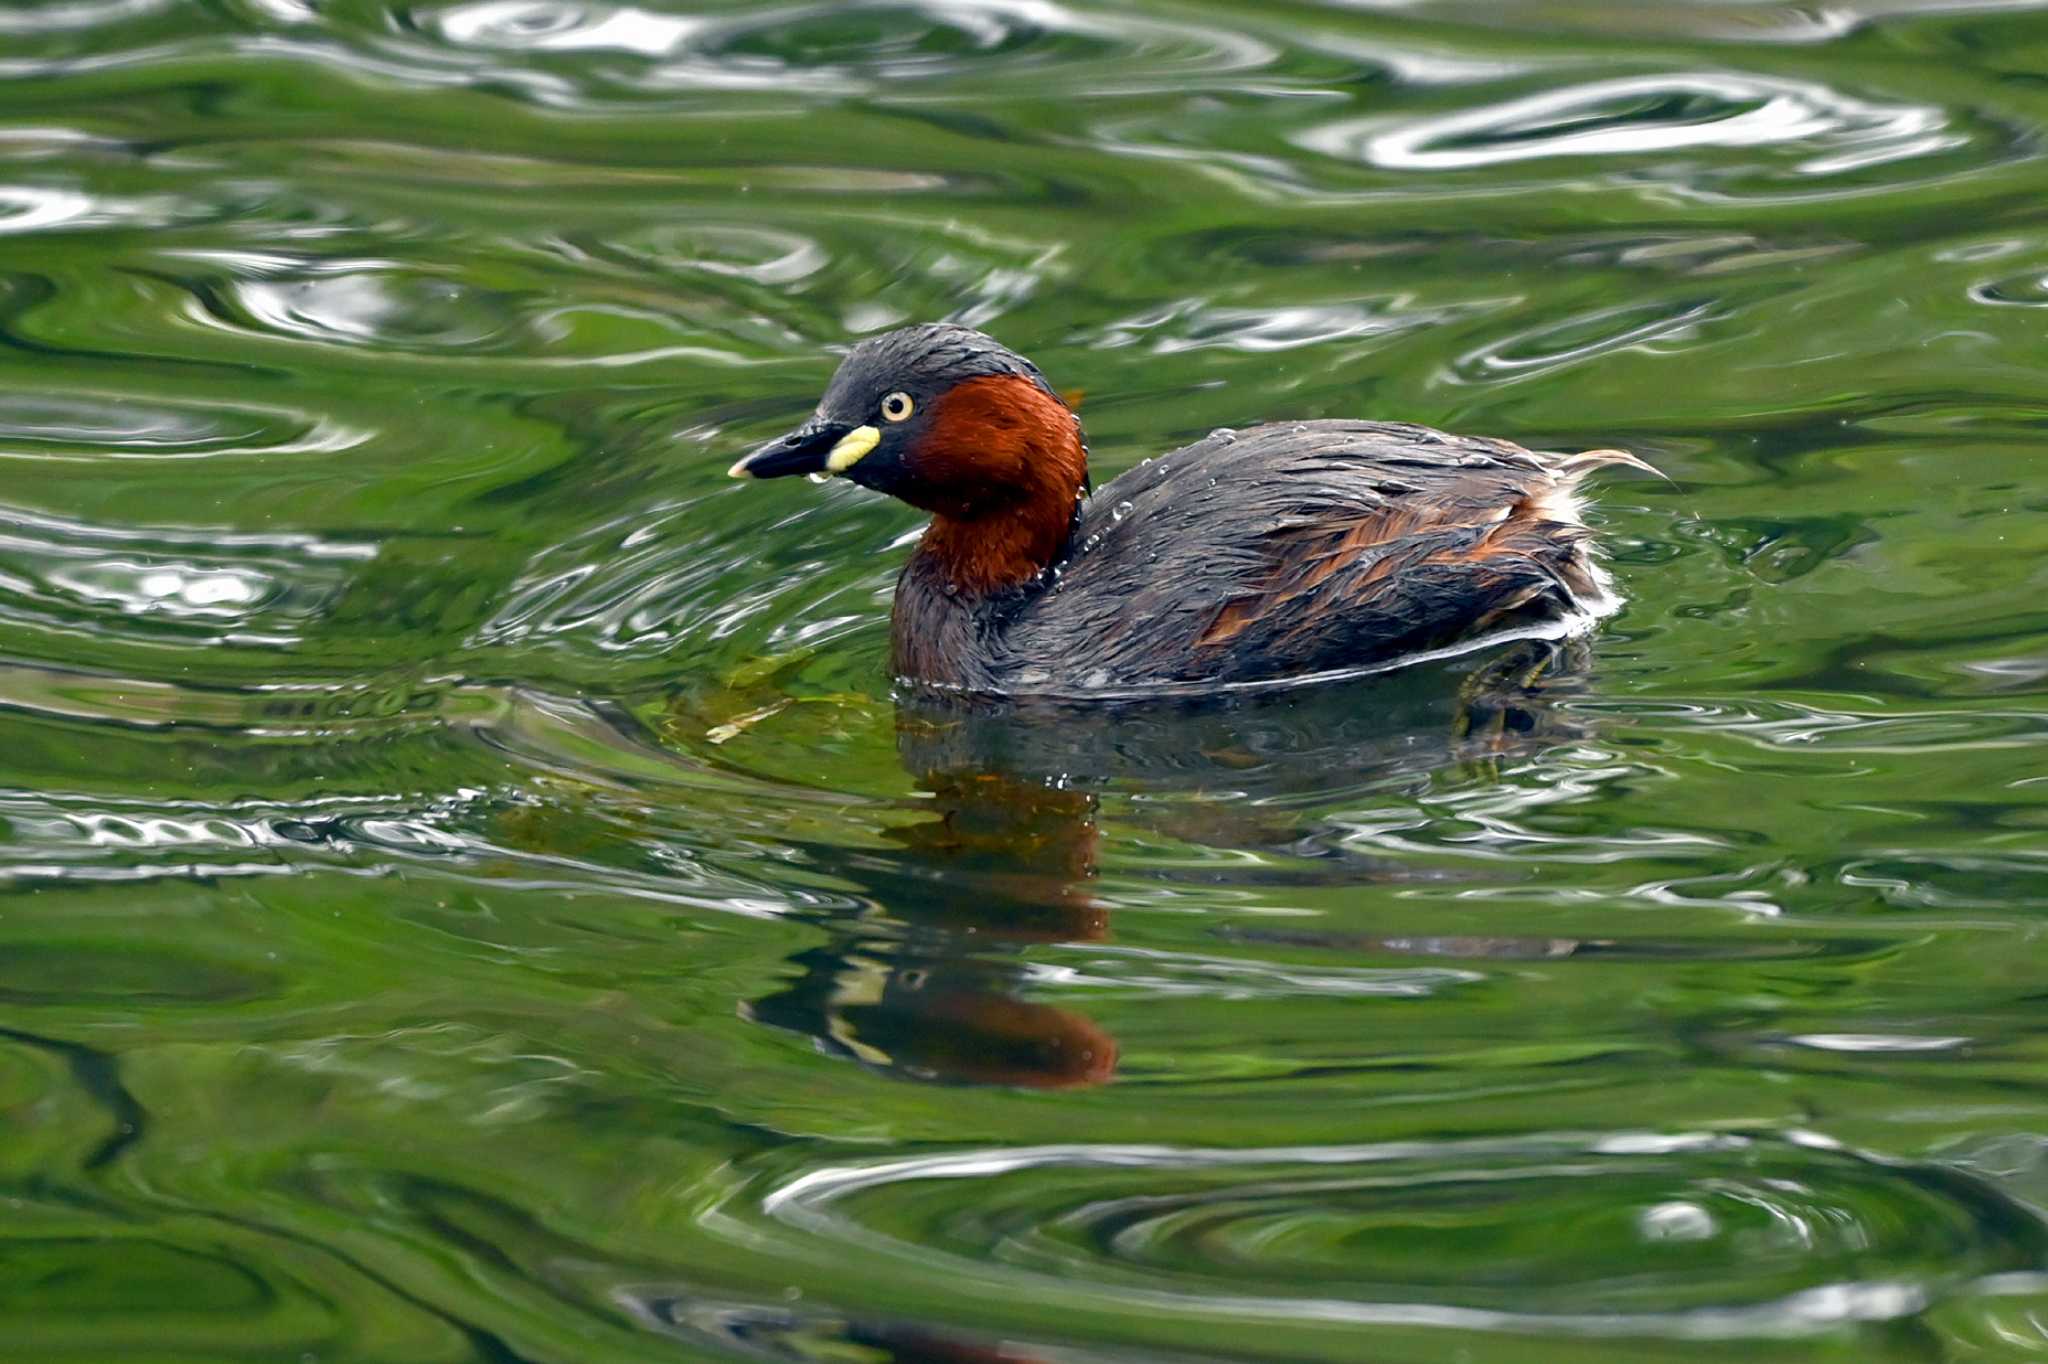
[{"x1": 826, "y1": 425, "x2": 880, "y2": 474}]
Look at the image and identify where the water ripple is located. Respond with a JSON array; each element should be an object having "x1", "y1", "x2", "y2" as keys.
[
  {"x1": 410, "y1": 0, "x2": 1278, "y2": 101},
  {"x1": 1095, "y1": 293, "x2": 1498, "y2": 355},
  {"x1": 0, "y1": 186, "x2": 99, "y2": 234},
  {"x1": 604, "y1": 222, "x2": 830, "y2": 286},
  {"x1": 0, "y1": 0, "x2": 169, "y2": 35},
  {"x1": 173, "y1": 254, "x2": 524, "y2": 352},
  {"x1": 0, "y1": 391, "x2": 367, "y2": 462},
  {"x1": 1447, "y1": 299, "x2": 1720, "y2": 386},
  {"x1": 1032, "y1": 944, "x2": 1481, "y2": 999},
  {"x1": 1368, "y1": 2, "x2": 2048, "y2": 46},
  {"x1": 0, "y1": 505, "x2": 374, "y2": 647},
  {"x1": 1970, "y1": 267, "x2": 2048, "y2": 308},
  {"x1": 1300, "y1": 72, "x2": 1969, "y2": 193},
  {"x1": 472, "y1": 494, "x2": 887, "y2": 665},
  {"x1": 738, "y1": 1130, "x2": 2046, "y2": 1341},
  {"x1": 1586, "y1": 696, "x2": 2048, "y2": 754},
  {"x1": 0, "y1": 184, "x2": 189, "y2": 236},
  {"x1": 430, "y1": 0, "x2": 704, "y2": 58}
]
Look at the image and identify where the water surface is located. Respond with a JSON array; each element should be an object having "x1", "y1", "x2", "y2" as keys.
[{"x1": 5, "y1": 1, "x2": 2048, "y2": 1360}]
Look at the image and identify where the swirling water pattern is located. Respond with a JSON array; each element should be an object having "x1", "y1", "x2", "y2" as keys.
[{"x1": 5, "y1": 1, "x2": 2048, "y2": 1360}]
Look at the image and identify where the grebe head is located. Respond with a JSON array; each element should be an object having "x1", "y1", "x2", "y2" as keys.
[{"x1": 727, "y1": 324, "x2": 1087, "y2": 527}]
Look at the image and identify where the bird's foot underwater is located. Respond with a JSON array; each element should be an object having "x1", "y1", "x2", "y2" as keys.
[{"x1": 1452, "y1": 638, "x2": 1595, "y2": 771}]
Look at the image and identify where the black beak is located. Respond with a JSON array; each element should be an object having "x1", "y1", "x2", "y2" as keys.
[{"x1": 727, "y1": 418, "x2": 856, "y2": 480}]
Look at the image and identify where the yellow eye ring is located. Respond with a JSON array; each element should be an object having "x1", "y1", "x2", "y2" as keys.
[{"x1": 881, "y1": 391, "x2": 914, "y2": 423}]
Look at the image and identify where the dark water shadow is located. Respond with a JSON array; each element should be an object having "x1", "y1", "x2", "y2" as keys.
[{"x1": 741, "y1": 641, "x2": 1597, "y2": 1092}]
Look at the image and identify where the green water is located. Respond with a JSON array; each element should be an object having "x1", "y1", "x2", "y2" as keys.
[{"x1": 4, "y1": 1, "x2": 2048, "y2": 1359}]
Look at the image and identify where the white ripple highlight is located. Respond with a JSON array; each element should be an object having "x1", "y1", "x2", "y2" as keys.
[
  {"x1": 743, "y1": 1130, "x2": 2026, "y2": 1341},
  {"x1": 1303, "y1": 73, "x2": 1955, "y2": 175}
]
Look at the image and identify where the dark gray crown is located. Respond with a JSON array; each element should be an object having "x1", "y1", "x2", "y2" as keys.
[{"x1": 822, "y1": 324, "x2": 1054, "y2": 409}]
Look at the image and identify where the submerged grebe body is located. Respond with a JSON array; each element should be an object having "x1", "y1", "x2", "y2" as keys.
[{"x1": 730, "y1": 324, "x2": 1645, "y2": 697}]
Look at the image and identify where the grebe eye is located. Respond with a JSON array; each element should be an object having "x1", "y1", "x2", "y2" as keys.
[{"x1": 881, "y1": 391, "x2": 914, "y2": 423}]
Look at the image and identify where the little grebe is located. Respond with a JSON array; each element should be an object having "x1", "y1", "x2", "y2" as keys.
[{"x1": 729, "y1": 323, "x2": 1647, "y2": 696}]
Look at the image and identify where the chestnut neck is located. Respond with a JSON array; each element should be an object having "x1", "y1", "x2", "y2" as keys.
[
  {"x1": 917, "y1": 501, "x2": 1082, "y2": 599},
  {"x1": 904, "y1": 375, "x2": 1088, "y2": 598}
]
